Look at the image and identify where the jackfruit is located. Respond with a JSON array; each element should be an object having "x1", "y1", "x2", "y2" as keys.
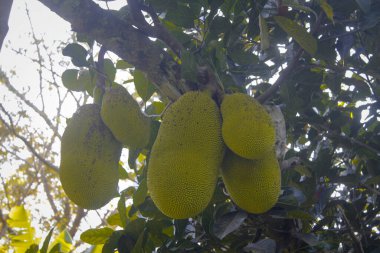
[
  {"x1": 60, "y1": 104, "x2": 122, "y2": 209},
  {"x1": 100, "y1": 84, "x2": 151, "y2": 149},
  {"x1": 147, "y1": 91, "x2": 224, "y2": 219},
  {"x1": 221, "y1": 93, "x2": 275, "y2": 159},
  {"x1": 221, "y1": 150, "x2": 281, "y2": 214}
]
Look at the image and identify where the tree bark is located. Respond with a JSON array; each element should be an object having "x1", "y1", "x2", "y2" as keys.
[
  {"x1": 37, "y1": 0, "x2": 181, "y2": 100},
  {"x1": 0, "y1": 0, "x2": 13, "y2": 50}
]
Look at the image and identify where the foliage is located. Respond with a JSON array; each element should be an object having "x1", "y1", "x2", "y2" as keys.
[{"x1": 1, "y1": 0, "x2": 380, "y2": 252}]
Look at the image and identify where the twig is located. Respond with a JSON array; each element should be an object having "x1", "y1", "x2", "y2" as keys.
[
  {"x1": 41, "y1": 171, "x2": 59, "y2": 215},
  {"x1": 337, "y1": 205, "x2": 364, "y2": 253},
  {"x1": 0, "y1": 103, "x2": 59, "y2": 173},
  {"x1": 25, "y1": 3, "x2": 46, "y2": 112},
  {"x1": 0, "y1": 72, "x2": 61, "y2": 140},
  {"x1": 312, "y1": 124, "x2": 380, "y2": 157}
]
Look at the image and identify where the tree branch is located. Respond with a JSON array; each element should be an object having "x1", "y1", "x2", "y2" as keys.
[
  {"x1": 37, "y1": 0, "x2": 181, "y2": 101},
  {"x1": 0, "y1": 70, "x2": 61, "y2": 140},
  {"x1": 0, "y1": 103, "x2": 59, "y2": 173},
  {"x1": 69, "y1": 207, "x2": 86, "y2": 238},
  {"x1": 0, "y1": 0, "x2": 13, "y2": 50},
  {"x1": 337, "y1": 205, "x2": 364, "y2": 253}
]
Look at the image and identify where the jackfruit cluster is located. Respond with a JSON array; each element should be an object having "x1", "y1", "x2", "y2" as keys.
[
  {"x1": 147, "y1": 91, "x2": 224, "y2": 219},
  {"x1": 59, "y1": 104, "x2": 122, "y2": 209},
  {"x1": 146, "y1": 91, "x2": 281, "y2": 217},
  {"x1": 101, "y1": 84, "x2": 151, "y2": 149},
  {"x1": 219, "y1": 93, "x2": 280, "y2": 214}
]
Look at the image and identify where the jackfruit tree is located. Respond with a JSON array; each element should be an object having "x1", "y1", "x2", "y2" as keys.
[{"x1": 1, "y1": 0, "x2": 380, "y2": 252}]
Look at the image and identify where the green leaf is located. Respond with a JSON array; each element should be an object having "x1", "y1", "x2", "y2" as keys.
[
  {"x1": 128, "y1": 148, "x2": 140, "y2": 171},
  {"x1": 320, "y1": 0, "x2": 334, "y2": 23},
  {"x1": 106, "y1": 205, "x2": 135, "y2": 227},
  {"x1": 259, "y1": 15, "x2": 270, "y2": 50},
  {"x1": 80, "y1": 228, "x2": 114, "y2": 245},
  {"x1": 62, "y1": 43, "x2": 88, "y2": 67},
  {"x1": 82, "y1": 245, "x2": 103, "y2": 253},
  {"x1": 131, "y1": 229, "x2": 146, "y2": 253},
  {"x1": 181, "y1": 50, "x2": 198, "y2": 82},
  {"x1": 61, "y1": 69, "x2": 86, "y2": 92},
  {"x1": 124, "y1": 219, "x2": 146, "y2": 241},
  {"x1": 102, "y1": 231, "x2": 123, "y2": 253},
  {"x1": 103, "y1": 59, "x2": 116, "y2": 86},
  {"x1": 166, "y1": 5, "x2": 195, "y2": 28},
  {"x1": 287, "y1": 210, "x2": 314, "y2": 220},
  {"x1": 283, "y1": 0, "x2": 318, "y2": 18},
  {"x1": 213, "y1": 211, "x2": 247, "y2": 240},
  {"x1": 48, "y1": 243, "x2": 61, "y2": 253},
  {"x1": 116, "y1": 60, "x2": 132, "y2": 69},
  {"x1": 76, "y1": 33, "x2": 94, "y2": 47},
  {"x1": 77, "y1": 69, "x2": 97, "y2": 95},
  {"x1": 118, "y1": 192, "x2": 128, "y2": 228},
  {"x1": 273, "y1": 16, "x2": 317, "y2": 55},
  {"x1": 363, "y1": 175, "x2": 380, "y2": 185},
  {"x1": 133, "y1": 70, "x2": 155, "y2": 102},
  {"x1": 243, "y1": 239, "x2": 276, "y2": 253},
  {"x1": 7, "y1": 206, "x2": 30, "y2": 228},
  {"x1": 294, "y1": 165, "x2": 312, "y2": 177},
  {"x1": 355, "y1": 0, "x2": 371, "y2": 13},
  {"x1": 292, "y1": 232, "x2": 320, "y2": 246},
  {"x1": 133, "y1": 178, "x2": 148, "y2": 207},
  {"x1": 40, "y1": 228, "x2": 55, "y2": 253},
  {"x1": 7, "y1": 206, "x2": 37, "y2": 253},
  {"x1": 48, "y1": 230, "x2": 72, "y2": 253},
  {"x1": 25, "y1": 244, "x2": 39, "y2": 253}
]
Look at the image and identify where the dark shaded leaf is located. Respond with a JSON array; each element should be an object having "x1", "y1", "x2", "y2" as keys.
[
  {"x1": 243, "y1": 239, "x2": 276, "y2": 253},
  {"x1": 40, "y1": 228, "x2": 55, "y2": 253},
  {"x1": 102, "y1": 231, "x2": 124, "y2": 253},
  {"x1": 118, "y1": 191, "x2": 128, "y2": 228},
  {"x1": 133, "y1": 178, "x2": 147, "y2": 207},
  {"x1": 292, "y1": 232, "x2": 320, "y2": 246},
  {"x1": 25, "y1": 244, "x2": 39, "y2": 253},
  {"x1": 181, "y1": 50, "x2": 198, "y2": 82},
  {"x1": 213, "y1": 211, "x2": 247, "y2": 239},
  {"x1": 273, "y1": 16, "x2": 317, "y2": 55},
  {"x1": 62, "y1": 43, "x2": 88, "y2": 67}
]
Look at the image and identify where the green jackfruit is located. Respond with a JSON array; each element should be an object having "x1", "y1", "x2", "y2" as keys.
[
  {"x1": 60, "y1": 104, "x2": 122, "y2": 209},
  {"x1": 221, "y1": 93, "x2": 275, "y2": 159},
  {"x1": 101, "y1": 84, "x2": 151, "y2": 149},
  {"x1": 147, "y1": 91, "x2": 224, "y2": 219},
  {"x1": 221, "y1": 150, "x2": 281, "y2": 214}
]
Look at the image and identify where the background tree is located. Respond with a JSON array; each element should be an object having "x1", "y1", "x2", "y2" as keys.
[{"x1": 1, "y1": 0, "x2": 380, "y2": 252}]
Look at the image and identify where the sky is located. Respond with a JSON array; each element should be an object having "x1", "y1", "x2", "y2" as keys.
[{"x1": 0, "y1": 0, "x2": 132, "y2": 250}]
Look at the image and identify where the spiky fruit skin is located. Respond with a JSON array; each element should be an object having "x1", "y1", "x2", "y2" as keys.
[
  {"x1": 60, "y1": 104, "x2": 122, "y2": 209},
  {"x1": 101, "y1": 84, "x2": 151, "y2": 149},
  {"x1": 221, "y1": 93, "x2": 276, "y2": 159},
  {"x1": 147, "y1": 91, "x2": 224, "y2": 219},
  {"x1": 221, "y1": 150, "x2": 281, "y2": 214}
]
